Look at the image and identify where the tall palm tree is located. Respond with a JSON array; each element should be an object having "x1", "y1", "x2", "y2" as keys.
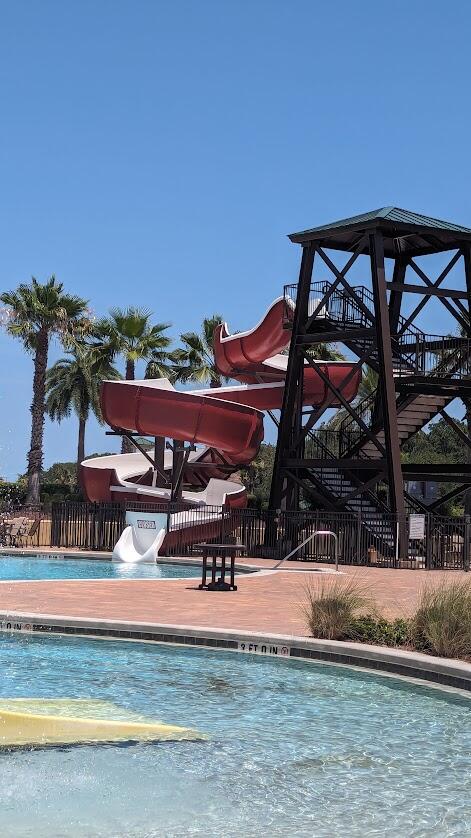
[
  {"x1": 96, "y1": 307, "x2": 172, "y2": 452},
  {"x1": 171, "y1": 314, "x2": 226, "y2": 388},
  {"x1": 46, "y1": 344, "x2": 121, "y2": 478},
  {"x1": 0, "y1": 277, "x2": 90, "y2": 505}
]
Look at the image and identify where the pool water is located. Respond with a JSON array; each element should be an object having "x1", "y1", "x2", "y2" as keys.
[
  {"x1": 0, "y1": 554, "x2": 199, "y2": 580},
  {"x1": 0, "y1": 633, "x2": 470, "y2": 837}
]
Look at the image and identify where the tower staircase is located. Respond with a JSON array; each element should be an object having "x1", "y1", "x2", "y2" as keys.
[{"x1": 282, "y1": 279, "x2": 471, "y2": 553}]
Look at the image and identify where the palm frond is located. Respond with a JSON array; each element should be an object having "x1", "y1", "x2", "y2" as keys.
[
  {"x1": 172, "y1": 314, "x2": 226, "y2": 386},
  {"x1": 95, "y1": 308, "x2": 173, "y2": 376}
]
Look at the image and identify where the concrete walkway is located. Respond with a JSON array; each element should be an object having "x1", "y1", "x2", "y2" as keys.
[{"x1": 0, "y1": 558, "x2": 467, "y2": 634}]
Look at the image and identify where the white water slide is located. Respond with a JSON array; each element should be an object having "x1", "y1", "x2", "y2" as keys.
[{"x1": 111, "y1": 518, "x2": 167, "y2": 564}]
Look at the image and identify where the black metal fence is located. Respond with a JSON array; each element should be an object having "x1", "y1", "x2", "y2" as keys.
[{"x1": 49, "y1": 501, "x2": 471, "y2": 571}]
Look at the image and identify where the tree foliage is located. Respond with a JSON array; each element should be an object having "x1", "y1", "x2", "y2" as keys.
[
  {"x1": 171, "y1": 314, "x2": 226, "y2": 388},
  {"x1": 402, "y1": 418, "x2": 469, "y2": 515},
  {"x1": 95, "y1": 307, "x2": 172, "y2": 452},
  {"x1": 96, "y1": 307, "x2": 173, "y2": 381},
  {"x1": 239, "y1": 443, "x2": 276, "y2": 508},
  {"x1": 0, "y1": 276, "x2": 90, "y2": 505},
  {"x1": 46, "y1": 344, "x2": 120, "y2": 473}
]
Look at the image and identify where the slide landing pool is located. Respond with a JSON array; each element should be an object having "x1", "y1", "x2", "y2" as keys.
[{"x1": 1, "y1": 632, "x2": 470, "y2": 836}]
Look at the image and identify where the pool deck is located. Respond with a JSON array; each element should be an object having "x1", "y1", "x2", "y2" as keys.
[{"x1": 0, "y1": 548, "x2": 468, "y2": 635}]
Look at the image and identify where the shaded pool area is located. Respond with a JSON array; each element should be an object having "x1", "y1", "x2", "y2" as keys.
[
  {"x1": 0, "y1": 554, "x2": 199, "y2": 581},
  {"x1": 0, "y1": 632, "x2": 470, "y2": 836}
]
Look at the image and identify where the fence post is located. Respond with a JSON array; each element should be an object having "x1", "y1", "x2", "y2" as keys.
[
  {"x1": 425, "y1": 514, "x2": 432, "y2": 570},
  {"x1": 356, "y1": 512, "x2": 362, "y2": 564},
  {"x1": 220, "y1": 505, "x2": 225, "y2": 543},
  {"x1": 464, "y1": 515, "x2": 470, "y2": 572}
]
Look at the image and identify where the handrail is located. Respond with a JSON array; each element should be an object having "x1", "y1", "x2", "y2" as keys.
[
  {"x1": 273, "y1": 529, "x2": 339, "y2": 572},
  {"x1": 301, "y1": 427, "x2": 392, "y2": 515},
  {"x1": 283, "y1": 281, "x2": 426, "y2": 341},
  {"x1": 338, "y1": 334, "x2": 471, "y2": 453}
]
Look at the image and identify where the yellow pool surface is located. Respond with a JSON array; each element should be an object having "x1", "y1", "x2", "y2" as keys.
[{"x1": 0, "y1": 698, "x2": 204, "y2": 747}]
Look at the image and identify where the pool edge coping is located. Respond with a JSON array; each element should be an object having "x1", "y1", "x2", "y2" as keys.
[
  {"x1": 1, "y1": 610, "x2": 470, "y2": 693},
  {"x1": 0, "y1": 548, "x2": 262, "y2": 575}
]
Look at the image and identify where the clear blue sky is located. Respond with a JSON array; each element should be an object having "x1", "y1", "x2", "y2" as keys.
[{"x1": 1, "y1": 0, "x2": 471, "y2": 479}]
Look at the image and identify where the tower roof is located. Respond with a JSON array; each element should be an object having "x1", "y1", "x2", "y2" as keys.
[{"x1": 289, "y1": 207, "x2": 471, "y2": 257}]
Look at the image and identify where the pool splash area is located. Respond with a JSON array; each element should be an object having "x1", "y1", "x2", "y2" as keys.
[
  {"x1": 0, "y1": 633, "x2": 470, "y2": 836},
  {"x1": 0, "y1": 553, "x2": 201, "y2": 581}
]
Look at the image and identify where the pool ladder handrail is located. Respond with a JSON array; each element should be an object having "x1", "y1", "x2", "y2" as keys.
[{"x1": 273, "y1": 530, "x2": 339, "y2": 572}]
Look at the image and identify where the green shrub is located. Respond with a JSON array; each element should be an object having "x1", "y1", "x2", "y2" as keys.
[
  {"x1": 0, "y1": 481, "x2": 26, "y2": 508},
  {"x1": 410, "y1": 579, "x2": 471, "y2": 659},
  {"x1": 302, "y1": 577, "x2": 372, "y2": 640},
  {"x1": 347, "y1": 615, "x2": 410, "y2": 647}
]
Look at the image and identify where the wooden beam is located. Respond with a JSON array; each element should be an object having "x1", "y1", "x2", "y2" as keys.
[
  {"x1": 402, "y1": 463, "x2": 471, "y2": 474},
  {"x1": 335, "y1": 473, "x2": 385, "y2": 505},
  {"x1": 440, "y1": 409, "x2": 471, "y2": 452},
  {"x1": 388, "y1": 258, "x2": 407, "y2": 335},
  {"x1": 387, "y1": 282, "x2": 468, "y2": 300},
  {"x1": 269, "y1": 244, "x2": 315, "y2": 510},
  {"x1": 284, "y1": 470, "x2": 337, "y2": 509},
  {"x1": 427, "y1": 485, "x2": 468, "y2": 511},
  {"x1": 285, "y1": 458, "x2": 386, "y2": 469},
  {"x1": 293, "y1": 350, "x2": 370, "y2": 447},
  {"x1": 304, "y1": 236, "x2": 367, "y2": 331},
  {"x1": 316, "y1": 246, "x2": 375, "y2": 324},
  {"x1": 409, "y1": 258, "x2": 469, "y2": 330},
  {"x1": 403, "y1": 474, "x2": 471, "y2": 483},
  {"x1": 396, "y1": 250, "x2": 462, "y2": 337},
  {"x1": 297, "y1": 327, "x2": 375, "y2": 344},
  {"x1": 396, "y1": 379, "x2": 471, "y2": 395},
  {"x1": 370, "y1": 231, "x2": 406, "y2": 519},
  {"x1": 302, "y1": 352, "x2": 386, "y2": 455}
]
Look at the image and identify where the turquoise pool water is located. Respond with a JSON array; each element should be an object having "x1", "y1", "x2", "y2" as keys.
[
  {"x1": 0, "y1": 554, "x2": 198, "y2": 580},
  {"x1": 0, "y1": 633, "x2": 470, "y2": 837}
]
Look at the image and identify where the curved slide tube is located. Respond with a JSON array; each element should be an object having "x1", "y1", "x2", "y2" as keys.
[
  {"x1": 213, "y1": 294, "x2": 327, "y2": 384},
  {"x1": 111, "y1": 525, "x2": 166, "y2": 563},
  {"x1": 81, "y1": 296, "x2": 361, "y2": 556},
  {"x1": 81, "y1": 364, "x2": 358, "y2": 506}
]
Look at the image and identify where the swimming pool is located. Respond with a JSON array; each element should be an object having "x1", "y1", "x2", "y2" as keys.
[
  {"x1": 0, "y1": 554, "x2": 199, "y2": 580},
  {"x1": 0, "y1": 632, "x2": 470, "y2": 836}
]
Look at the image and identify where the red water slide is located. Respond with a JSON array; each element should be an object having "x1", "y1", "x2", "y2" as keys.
[
  {"x1": 81, "y1": 297, "x2": 360, "y2": 521},
  {"x1": 213, "y1": 297, "x2": 294, "y2": 384}
]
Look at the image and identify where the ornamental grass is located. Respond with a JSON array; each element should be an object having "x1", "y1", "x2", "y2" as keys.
[
  {"x1": 410, "y1": 578, "x2": 471, "y2": 660},
  {"x1": 302, "y1": 576, "x2": 372, "y2": 641}
]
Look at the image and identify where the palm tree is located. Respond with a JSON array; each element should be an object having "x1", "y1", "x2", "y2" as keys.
[
  {"x1": 46, "y1": 344, "x2": 121, "y2": 478},
  {"x1": 96, "y1": 307, "x2": 172, "y2": 452},
  {"x1": 305, "y1": 343, "x2": 346, "y2": 362},
  {"x1": 0, "y1": 277, "x2": 90, "y2": 505},
  {"x1": 171, "y1": 314, "x2": 226, "y2": 388}
]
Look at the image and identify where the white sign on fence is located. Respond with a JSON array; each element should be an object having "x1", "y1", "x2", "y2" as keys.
[
  {"x1": 124, "y1": 511, "x2": 167, "y2": 551},
  {"x1": 409, "y1": 514, "x2": 425, "y2": 540}
]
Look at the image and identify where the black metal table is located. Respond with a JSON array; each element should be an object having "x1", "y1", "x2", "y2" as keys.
[{"x1": 196, "y1": 543, "x2": 246, "y2": 591}]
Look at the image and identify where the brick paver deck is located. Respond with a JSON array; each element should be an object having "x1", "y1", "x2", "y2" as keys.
[{"x1": 0, "y1": 558, "x2": 467, "y2": 635}]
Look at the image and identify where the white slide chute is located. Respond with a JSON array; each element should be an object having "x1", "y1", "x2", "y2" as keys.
[{"x1": 112, "y1": 511, "x2": 167, "y2": 564}]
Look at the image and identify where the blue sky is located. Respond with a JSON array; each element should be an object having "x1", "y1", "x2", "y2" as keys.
[{"x1": 1, "y1": 0, "x2": 471, "y2": 479}]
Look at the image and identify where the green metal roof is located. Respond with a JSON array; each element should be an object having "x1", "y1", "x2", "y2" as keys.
[{"x1": 291, "y1": 207, "x2": 471, "y2": 239}]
